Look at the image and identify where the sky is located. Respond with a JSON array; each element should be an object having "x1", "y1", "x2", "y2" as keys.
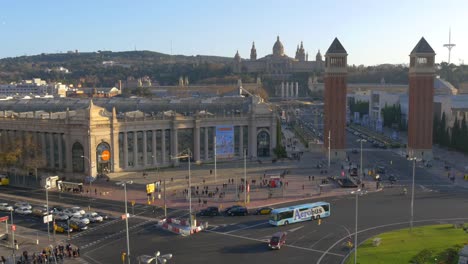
[{"x1": 1, "y1": 0, "x2": 467, "y2": 65}]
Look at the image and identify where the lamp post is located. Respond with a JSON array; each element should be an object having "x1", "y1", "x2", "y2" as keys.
[
  {"x1": 117, "y1": 180, "x2": 133, "y2": 264},
  {"x1": 357, "y1": 139, "x2": 367, "y2": 180},
  {"x1": 10, "y1": 210, "x2": 15, "y2": 263},
  {"x1": 81, "y1": 155, "x2": 93, "y2": 204},
  {"x1": 139, "y1": 251, "x2": 173, "y2": 264},
  {"x1": 244, "y1": 148, "x2": 247, "y2": 205},
  {"x1": 171, "y1": 149, "x2": 193, "y2": 228},
  {"x1": 350, "y1": 188, "x2": 366, "y2": 264},
  {"x1": 45, "y1": 183, "x2": 50, "y2": 241},
  {"x1": 408, "y1": 156, "x2": 417, "y2": 233}
]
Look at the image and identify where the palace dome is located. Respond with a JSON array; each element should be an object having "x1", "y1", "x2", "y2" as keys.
[{"x1": 272, "y1": 36, "x2": 285, "y2": 57}]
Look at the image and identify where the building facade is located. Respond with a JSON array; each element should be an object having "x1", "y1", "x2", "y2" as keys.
[
  {"x1": 407, "y1": 37, "x2": 436, "y2": 159},
  {"x1": 0, "y1": 96, "x2": 277, "y2": 179},
  {"x1": 232, "y1": 36, "x2": 324, "y2": 78},
  {"x1": 323, "y1": 38, "x2": 348, "y2": 160}
]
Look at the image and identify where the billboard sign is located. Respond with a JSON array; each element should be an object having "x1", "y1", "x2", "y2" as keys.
[{"x1": 215, "y1": 126, "x2": 234, "y2": 158}]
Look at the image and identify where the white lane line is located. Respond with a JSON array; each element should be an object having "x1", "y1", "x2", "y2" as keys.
[
  {"x1": 309, "y1": 232, "x2": 333, "y2": 248},
  {"x1": 287, "y1": 225, "x2": 304, "y2": 233},
  {"x1": 224, "y1": 221, "x2": 269, "y2": 234}
]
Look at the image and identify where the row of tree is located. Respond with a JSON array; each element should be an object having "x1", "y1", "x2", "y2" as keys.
[
  {"x1": 349, "y1": 100, "x2": 369, "y2": 116},
  {"x1": 381, "y1": 104, "x2": 406, "y2": 130},
  {"x1": 0, "y1": 134, "x2": 45, "y2": 175},
  {"x1": 433, "y1": 112, "x2": 468, "y2": 153}
]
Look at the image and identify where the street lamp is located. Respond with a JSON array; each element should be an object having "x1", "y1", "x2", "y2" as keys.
[
  {"x1": 117, "y1": 180, "x2": 133, "y2": 264},
  {"x1": 45, "y1": 183, "x2": 50, "y2": 241},
  {"x1": 350, "y1": 188, "x2": 366, "y2": 264},
  {"x1": 356, "y1": 139, "x2": 367, "y2": 180},
  {"x1": 171, "y1": 149, "x2": 193, "y2": 228},
  {"x1": 138, "y1": 251, "x2": 173, "y2": 264},
  {"x1": 407, "y1": 156, "x2": 419, "y2": 233},
  {"x1": 81, "y1": 155, "x2": 93, "y2": 205}
]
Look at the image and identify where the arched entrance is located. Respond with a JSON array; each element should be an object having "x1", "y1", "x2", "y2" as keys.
[
  {"x1": 72, "y1": 142, "x2": 84, "y2": 172},
  {"x1": 96, "y1": 142, "x2": 111, "y2": 174},
  {"x1": 257, "y1": 130, "x2": 270, "y2": 157}
]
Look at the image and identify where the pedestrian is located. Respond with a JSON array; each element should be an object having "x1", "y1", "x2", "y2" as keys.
[
  {"x1": 210, "y1": 169, "x2": 212, "y2": 175},
  {"x1": 312, "y1": 176, "x2": 315, "y2": 181},
  {"x1": 95, "y1": 188, "x2": 97, "y2": 195},
  {"x1": 0, "y1": 256, "x2": 5, "y2": 264},
  {"x1": 302, "y1": 184, "x2": 304, "y2": 190},
  {"x1": 309, "y1": 175, "x2": 311, "y2": 181}
]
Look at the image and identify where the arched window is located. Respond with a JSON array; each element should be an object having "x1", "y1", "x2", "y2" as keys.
[
  {"x1": 96, "y1": 142, "x2": 111, "y2": 174},
  {"x1": 72, "y1": 142, "x2": 84, "y2": 172},
  {"x1": 257, "y1": 130, "x2": 270, "y2": 157}
]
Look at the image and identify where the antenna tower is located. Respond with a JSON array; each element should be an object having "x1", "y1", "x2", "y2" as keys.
[{"x1": 443, "y1": 28, "x2": 456, "y2": 64}]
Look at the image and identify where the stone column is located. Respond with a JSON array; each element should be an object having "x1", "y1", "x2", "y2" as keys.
[
  {"x1": 49, "y1": 133, "x2": 55, "y2": 169},
  {"x1": 290, "y1": 82, "x2": 294, "y2": 98},
  {"x1": 161, "y1": 129, "x2": 166, "y2": 164},
  {"x1": 239, "y1": 126, "x2": 244, "y2": 157},
  {"x1": 194, "y1": 120, "x2": 200, "y2": 162},
  {"x1": 248, "y1": 118, "x2": 257, "y2": 158},
  {"x1": 41, "y1": 133, "x2": 47, "y2": 167},
  {"x1": 58, "y1": 133, "x2": 63, "y2": 170},
  {"x1": 171, "y1": 125, "x2": 178, "y2": 166},
  {"x1": 143, "y1": 130, "x2": 148, "y2": 167},
  {"x1": 152, "y1": 130, "x2": 157, "y2": 165},
  {"x1": 123, "y1": 132, "x2": 128, "y2": 169},
  {"x1": 295, "y1": 82, "x2": 299, "y2": 97},
  {"x1": 281, "y1": 82, "x2": 285, "y2": 98},
  {"x1": 286, "y1": 82, "x2": 289, "y2": 97},
  {"x1": 133, "y1": 131, "x2": 138, "y2": 167},
  {"x1": 204, "y1": 127, "x2": 209, "y2": 160}
]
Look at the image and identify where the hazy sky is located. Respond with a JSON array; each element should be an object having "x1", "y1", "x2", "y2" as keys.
[{"x1": 1, "y1": 0, "x2": 467, "y2": 65}]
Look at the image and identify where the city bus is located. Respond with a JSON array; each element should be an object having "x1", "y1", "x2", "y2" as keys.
[{"x1": 269, "y1": 201, "x2": 330, "y2": 226}]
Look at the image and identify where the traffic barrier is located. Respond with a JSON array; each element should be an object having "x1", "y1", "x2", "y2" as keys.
[{"x1": 157, "y1": 218, "x2": 206, "y2": 236}]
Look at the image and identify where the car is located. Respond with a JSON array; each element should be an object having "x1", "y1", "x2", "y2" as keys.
[
  {"x1": 70, "y1": 207, "x2": 85, "y2": 215},
  {"x1": 226, "y1": 206, "x2": 248, "y2": 216},
  {"x1": 14, "y1": 202, "x2": 32, "y2": 210},
  {"x1": 222, "y1": 205, "x2": 243, "y2": 214},
  {"x1": 70, "y1": 215, "x2": 90, "y2": 225},
  {"x1": 31, "y1": 206, "x2": 49, "y2": 217},
  {"x1": 51, "y1": 206, "x2": 65, "y2": 214},
  {"x1": 388, "y1": 175, "x2": 398, "y2": 183},
  {"x1": 268, "y1": 232, "x2": 287, "y2": 249},
  {"x1": 197, "y1": 207, "x2": 220, "y2": 217},
  {"x1": 95, "y1": 211, "x2": 111, "y2": 220},
  {"x1": 53, "y1": 222, "x2": 73, "y2": 233},
  {"x1": 0, "y1": 203, "x2": 13, "y2": 211},
  {"x1": 15, "y1": 207, "x2": 32, "y2": 215},
  {"x1": 376, "y1": 166, "x2": 386, "y2": 174},
  {"x1": 63, "y1": 209, "x2": 81, "y2": 218},
  {"x1": 54, "y1": 212, "x2": 70, "y2": 221},
  {"x1": 83, "y1": 212, "x2": 104, "y2": 223},
  {"x1": 254, "y1": 207, "x2": 273, "y2": 215},
  {"x1": 351, "y1": 149, "x2": 359, "y2": 154},
  {"x1": 69, "y1": 221, "x2": 88, "y2": 231}
]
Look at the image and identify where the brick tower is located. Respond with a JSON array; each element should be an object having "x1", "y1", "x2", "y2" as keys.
[
  {"x1": 324, "y1": 38, "x2": 348, "y2": 161},
  {"x1": 407, "y1": 37, "x2": 435, "y2": 160}
]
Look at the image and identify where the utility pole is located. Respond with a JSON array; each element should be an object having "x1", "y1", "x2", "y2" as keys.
[
  {"x1": 214, "y1": 136, "x2": 217, "y2": 183},
  {"x1": 163, "y1": 179, "x2": 167, "y2": 218},
  {"x1": 244, "y1": 148, "x2": 247, "y2": 205}
]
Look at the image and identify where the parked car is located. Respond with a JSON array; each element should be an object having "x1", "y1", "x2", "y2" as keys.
[
  {"x1": 254, "y1": 207, "x2": 273, "y2": 215},
  {"x1": 197, "y1": 207, "x2": 220, "y2": 217},
  {"x1": 268, "y1": 232, "x2": 287, "y2": 250},
  {"x1": 32, "y1": 207, "x2": 49, "y2": 217},
  {"x1": 51, "y1": 206, "x2": 65, "y2": 214},
  {"x1": 226, "y1": 206, "x2": 248, "y2": 216},
  {"x1": 70, "y1": 207, "x2": 86, "y2": 215},
  {"x1": 223, "y1": 205, "x2": 243, "y2": 214},
  {"x1": 388, "y1": 175, "x2": 398, "y2": 183},
  {"x1": 69, "y1": 221, "x2": 88, "y2": 231},
  {"x1": 83, "y1": 212, "x2": 104, "y2": 223},
  {"x1": 95, "y1": 211, "x2": 111, "y2": 220},
  {"x1": 70, "y1": 215, "x2": 90, "y2": 225},
  {"x1": 54, "y1": 212, "x2": 70, "y2": 221},
  {"x1": 351, "y1": 149, "x2": 359, "y2": 154},
  {"x1": 63, "y1": 209, "x2": 81, "y2": 218},
  {"x1": 15, "y1": 207, "x2": 32, "y2": 215},
  {"x1": 53, "y1": 222, "x2": 73, "y2": 233},
  {"x1": 0, "y1": 203, "x2": 13, "y2": 211},
  {"x1": 14, "y1": 202, "x2": 32, "y2": 210}
]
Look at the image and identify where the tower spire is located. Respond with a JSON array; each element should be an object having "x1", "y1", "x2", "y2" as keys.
[{"x1": 443, "y1": 28, "x2": 456, "y2": 64}]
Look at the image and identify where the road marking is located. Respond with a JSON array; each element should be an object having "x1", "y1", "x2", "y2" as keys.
[
  {"x1": 224, "y1": 221, "x2": 269, "y2": 234},
  {"x1": 287, "y1": 225, "x2": 304, "y2": 233},
  {"x1": 309, "y1": 232, "x2": 333, "y2": 248},
  {"x1": 206, "y1": 229, "x2": 344, "y2": 257}
]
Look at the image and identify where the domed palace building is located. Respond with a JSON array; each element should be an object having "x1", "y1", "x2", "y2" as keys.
[{"x1": 233, "y1": 36, "x2": 324, "y2": 78}]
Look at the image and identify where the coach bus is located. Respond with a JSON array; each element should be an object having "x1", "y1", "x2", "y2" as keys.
[{"x1": 269, "y1": 201, "x2": 330, "y2": 226}]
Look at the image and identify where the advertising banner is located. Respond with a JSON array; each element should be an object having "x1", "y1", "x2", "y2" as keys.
[{"x1": 215, "y1": 125, "x2": 234, "y2": 158}]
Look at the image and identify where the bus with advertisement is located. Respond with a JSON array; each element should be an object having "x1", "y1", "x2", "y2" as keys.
[{"x1": 269, "y1": 202, "x2": 330, "y2": 226}]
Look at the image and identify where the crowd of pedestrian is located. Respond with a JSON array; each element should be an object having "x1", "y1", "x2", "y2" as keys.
[{"x1": 5, "y1": 244, "x2": 81, "y2": 264}]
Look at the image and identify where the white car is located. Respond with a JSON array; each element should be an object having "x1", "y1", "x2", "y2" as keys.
[
  {"x1": 70, "y1": 215, "x2": 90, "y2": 225},
  {"x1": 70, "y1": 207, "x2": 85, "y2": 215},
  {"x1": 62, "y1": 209, "x2": 81, "y2": 218},
  {"x1": 15, "y1": 207, "x2": 32, "y2": 215},
  {"x1": 14, "y1": 202, "x2": 32, "y2": 210},
  {"x1": 0, "y1": 203, "x2": 13, "y2": 211},
  {"x1": 54, "y1": 213, "x2": 70, "y2": 221},
  {"x1": 83, "y1": 212, "x2": 103, "y2": 223}
]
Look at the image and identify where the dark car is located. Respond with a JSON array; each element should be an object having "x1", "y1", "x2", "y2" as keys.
[
  {"x1": 223, "y1": 205, "x2": 242, "y2": 214},
  {"x1": 226, "y1": 206, "x2": 248, "y2": 216},
  {"x1": 351, "y1": 149, "x2": 358, "y2": 154},
  {"x1": 95, "y1": 211, "x2": 111, "y2": 220},
  {"x1": 268, "y1": 232, "x2": 287, "y2": 249},
  {"x1": 254, "y1": 207, "x2": 273, "y2": 215},
  {"x1": 197, "y1": 206, "x2": 220, "y2": 217},
  {"x1": 388, "y1": 175, "x2": 398, "y2": 183}
]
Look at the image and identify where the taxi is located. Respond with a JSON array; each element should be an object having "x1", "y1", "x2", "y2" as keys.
[
  {"x1": 54, "y1": 222, "x2": 73, "y2": 233},
  {"x1": 254, "y1": 207, "x2": 273, "y2": 215}
]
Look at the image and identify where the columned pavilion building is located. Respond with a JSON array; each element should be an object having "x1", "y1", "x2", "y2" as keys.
[{"x1": 0, "y1": 96, "x2": 277, "y2": 179}]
